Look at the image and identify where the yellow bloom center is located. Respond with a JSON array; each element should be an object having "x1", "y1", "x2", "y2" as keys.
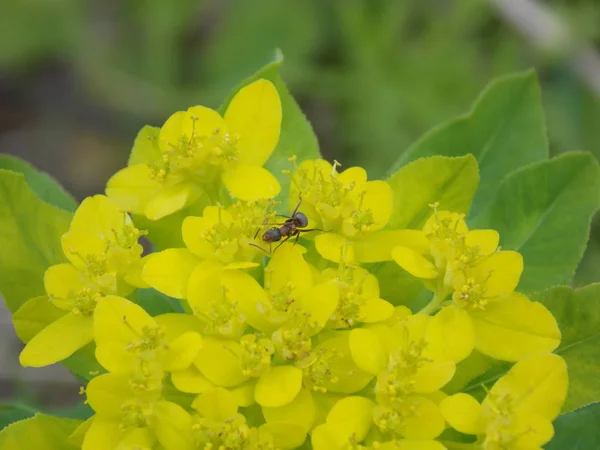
[
  {"x1": 71, "y1": 287, "x2": 102, "y2": 316},
  {"x1": 119, "y1": 399, "x2": 153, "y2": 430},
  {"x1": 455, "y1": 277, "x2": 488, "y2": 310},
  {"x1": 482, "y1": 391, "x2": 536, "y2": 450},
  {"x1": 290, "y1": 161, "x2": 352, "y2": 210},
  {"x1": 271, "y1": 311, "x2": 318, "y2": 361},
  {"x1": 191, "y1": 414, "x2": 277, "y2": 450},
  {"x1": 196, "y1": 287, "x2": 245, "y2": 338},
  {"x1": 229, "y1": 199, "x2": 275, "y2": 239},
  {"x1": 240, "y1": 334, "x2": 274, "y2": 377},
  {"x1": 347, "y1": 192, "x2": 376, "y2": 234},
  {"x1": 298, "y1": 348, "x2": 340, "y2": 393},
  {"x1": 125, "y1": 324, "x2": 167, "y2": 353}
]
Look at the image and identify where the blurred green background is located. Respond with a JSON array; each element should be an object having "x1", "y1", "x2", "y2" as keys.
[{"x1": 2, "y1": 0, "x2": 600, "y2": 406}]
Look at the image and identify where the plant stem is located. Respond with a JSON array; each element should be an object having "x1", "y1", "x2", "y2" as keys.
[{"x1": 418, "y1": 292, "x2": 444, "y2": 315}]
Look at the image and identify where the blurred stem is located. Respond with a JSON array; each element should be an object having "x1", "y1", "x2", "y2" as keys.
[
  {"x1": 489, "y1": 0, "x2": 600, "y2": 98},
  {"x1": 418, "y1": 291, "x2": 444, "y2": 315}
]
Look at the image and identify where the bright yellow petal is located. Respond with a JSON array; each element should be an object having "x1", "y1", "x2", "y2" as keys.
[
  {"x1": 514, "y1": 414, "x2": 554, "y2": 448},
  {"x1": 12, "y1": 296, "x2": 67, "y2": 343},
  {"x1": 380, "y1": 441, "x2": 447, "y2": 450},
  {"x1": 315, "y1": 233, "x2": 354, "y2": 263},
  {"x1": 191, "y1": 387, "x2": 238, "y2": 421},
  {"x1": 255, "y1": 365, "x2": 303, "y2": 407},
  {"x1": 337, "y1": 166, "x2": 367, "y2": 187},
  {"x1": 354, "y1": 230, "x2": 429, "y2": 263},
  {"x1": 426, "y1": 305, "x2": 475, "y2": 363},
  {"x1": 154, "y1": 313, "x2": 204, "y2": 342},
  {"x1": 230, "y1": 380, "x2": 256, "y2": 407},
  {"x1": 144, "y1": 183, "x2": 192, "y2": 220},
  {"x1": 297, "y1": 283, "x2": 339, "y2": 334},
  {"x1": 342, "y1": 180, "x2": 393, "y2": 236},
  {"x1": 475, "y1": 251, "x2": 523, "y2": 297},
  {"x1": 142, "y1": 248, "x2": 199, "y2": 299},
  {"x1": 123, "y1": 253, "x2": 152, "y2": 288},
  {"x1": 222, "y1": 165, "x2": 280, "y2": 201},
  {"x1": 470, "y1": 293, "x2": 561, "y2": 361},
  {"x1": 465, "y1": 229, "x2": 499, "y2": 255},
  {"x1": 82, "y1": 418, "x2": 121, "y2": 450},
  {"x1": 440, "y1": 393, "x2": 484, "y2": 435},
  {"x1": 397, "y1": 396, "x2": 445, "y2": 439},
  {"x1": 153, "y1": 401, "x2": 194, "y2": 450},
  {"x1": 311, "y1": 423, "x2": 347, "y2": 450},
  {"x1": 392, "y1": 246, "x2": 439, "y2": 279},
  {"x1": 263, "y1": 388, "x2": 316, "y2": 432},
  {"x1": 349, "y1": 328, "x2": 387, "y2": 375},
  {"x1": 259, "y1": 422, "x2": 306, "y2": 450},
  {"x1": 43, "y1": 263, "x2": 87, "y2": 309},
  {"x1": 106, "y1": 164, "x2": 162, "y2": 215},
  {"x1": 163, "y1": 331, "x2": 202, "y2": 372},
  {"x1": 326, "y1": 396, "x2": 374, "y2": 442},
  {"x1": 171, "y1": 366, "x2": 214, "y2": 394},
  {"x1": 265, "y1": 245, "x2": 313, "y2": 297},
  {"x1": 19, "y1": 313, "x2": 92, "y2": 367},
  {"x1": 194, "y1": 338, "x2": 249, "y2": 387},
  {"x1": 159, "y1": 107, "x2": 224, "y2": 153},
  {"x1": 86, "y1": 373, "x2": 130, "y2": 417},
  {"x1": 487, "y1": 353, "x2": 568, "y2": 421},
  {"x1": 413, "y1": 359, "x2": 456, "y2": 393},
  {"x1": 360, "y1": 297, "x2": 395, "y2": 323},
  {"x1": 224, "y1": 78, "x2": 281, "y2": 167}
]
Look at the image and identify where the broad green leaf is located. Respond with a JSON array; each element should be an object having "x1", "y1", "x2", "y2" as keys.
[
  {"x1": 218, "y1": 49, "x2": 321, "y2": 205},
  {"x1": 133, "y1": 288, "x2": 184, "y2": 316},
  {"x1": 127, "y1": 125, "x2": 161, "y2": 166},
  {"x1": 388, "y1": 71, "x2": 547, "y2": 216},
  {"x1": 386, "y1": 154, "x2": 479, "y2": 229},
  {"x1": 472, "y1": 152, "x2": 600, "y2": 293},
  {"x1": 0, "y1": 405, "x2": 36, "y2": 431},
  {"x1": 0, "y1": 413, "x2": 81, "y2": 449},
  {"x1": 547, "y1": 403, "x2": 600, "y2": 450},
  {"x1": 0, "y1": 170, "x2": 71, "y2": 312},
  {"x1": 533, "y1": 285, "x2": 600, "y2": 413},
  {"x1": 0, "y1": 154, "x2": 76, "y2": 212}
]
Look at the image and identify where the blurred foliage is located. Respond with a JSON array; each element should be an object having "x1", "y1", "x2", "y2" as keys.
[{"x1": 2, "y1": 0, "x2": 600, "y2": 285}]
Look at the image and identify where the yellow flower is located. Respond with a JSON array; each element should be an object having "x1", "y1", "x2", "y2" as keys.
[
  {"x1": 83, "y1": 372, "x2": 194, "y2": 450},
  {"x1": 440, "y1": 353, "x2": 568, "y2": 450},
  {"x1": 391, "y1": 209, "x2": 561, "y2": 362},
  {"x1": 106, "y1": 79, "x2": 282, "y2": 220},
  {"x1": 287, "y1": 159, "x2": 393, "y2": 262},
  {"x1": 19, "y1": 196, "x2": 146, "y2": 367},
  {"x1": 348, "y1": 311, "x2": 470, "y2": 441}
]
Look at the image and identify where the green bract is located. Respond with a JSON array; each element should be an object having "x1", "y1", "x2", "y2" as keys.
[{"x1": 0, "y1": 53, "x2": 599, "y2": 449}]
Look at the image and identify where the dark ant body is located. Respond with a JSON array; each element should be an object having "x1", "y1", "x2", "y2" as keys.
[{"x1": 250, "y1": 198, "x2": 323, "y2": 254}]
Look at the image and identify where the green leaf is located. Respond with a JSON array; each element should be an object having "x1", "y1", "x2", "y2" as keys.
[
  {"x1": 386, "y1": 155, "x2": 479, "y2": 229},
  {"x1": 533, "y1": 285, "x2": 600, "y2": 413},
  {"x1": 133, "y1": 288, "x2": 184, "y2": 316},
  {"x1": 0, "y1": 170, "x2": 71, "y2": 312},
  {"x1": 547, "y1": 403, "x2": 600, "y2": 450},
  {"x1": 0, "y1": 413, "x2": 82, "y2": 449},
  {"x1": 388, "y1": 71, "x2": 548, "y2": 217},
  {"x1": 218, "y1": 49, "x2": 321, "y2": 204},
  {"x1": 472, "y1": 152, "x2": 600, "y2": 293},
  {"x1": 0, "y1": 154, "x2": 76, "y2": 212},
  {"x1": 0, "y1": 405, "x2": 36, "y2": 431}
]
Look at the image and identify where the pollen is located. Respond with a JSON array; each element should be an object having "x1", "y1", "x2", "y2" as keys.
[
  {"x1": 240, "y1": 334, "x2": 274, "y2": 377},
  {"x1": 271, "y1": 310, "x2": 318, "y2": 361},
  {"x1": 299, "y1": 348, "x2": 340, "y2": 392},
  {"x1": 455, "y1": 277, "x2": 488, "y2": 310},
  {"x1": 192, "y1": 414, "x2": 253, "y2": 450},
  {"x1": 72, "y1": 287, "x2": 102, "y2": 316},
  {"x1": 119, "y1": 400, "x2": 152, "y2": 430},
  {"x1": 124, "y1": 323, "x2": 167, "y2": 354}
]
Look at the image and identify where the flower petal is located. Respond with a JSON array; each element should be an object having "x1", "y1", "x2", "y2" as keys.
[
  {"x1": 397, "y1": 396, "x2": 445, "y2": 439},
  {"x1": 224, "y1": 78, "x2": 282, "y2": 167},
  {"x1": 315, "y1": 233, "x2": 354, "y2": 263},
  {"x1": 440, "y1": 393, "x2": 484, "y2": 435},
  {"x1": 153, "y1": 401, "x2": 194, "y2": 450},
  {"x1": 349, "y1": 328, "x2": 387, "y2": 375},
  {"x1": 297, "y1": 283, "x2": 339, "y2": 334},
  {"x1": 163, "y1": 331, "x2": 202, "y2": 372},
  {"x1": 259, "y1": 422, "x2": 306, "y2": 450},
  {"x1": 192, "y1": 387, "x2": 238, "y2": 421},
  {"x1": 354, "y1": 230, "x2": 429, "y2": 263},
  {"x1": 222, "y1": 165, "x2": 280, "y2": 201},
  {"x1": 19, "y1": 313, "x2": 92, "y2": 367},
  {"x1": 392, "y1": 246, "x2": 438, "y2": 279},
  {"x1": 255, "y1": 365, "x2": 303, "y2": 407},
  {"x1": 171, "y1": 366, "x2": 214, "y2": 394},
  {"x1": 142, "y1": 248, "x2": 199, "y2": 299},
  {"x1": 82, "y1": 418, "x2": 122, "y2": 450},
  {"x1": 475, "y1": 251, "x2": 523, "y2": 297},
  {"x1": 360, "y1": 297, "x2": 395, "y2": 323},
  {"x1": 194, "y1": 338, "x2": 249, "y2": 387},
  {"x1": 263, "y1": 388, "x2": 316, "y2": 432},
  {"x1": 426, "y1": 305, "x2": 475, "y2": 363},
  {"x1": 144, "y1": 183, "x2": 193, "y2": 220},
  {"x1": 326, "y1": 396, "x2": 374, "y2": 442},
  {"x1": 44, "y1": 263, "x2": 88, "y2": 308},
  {"x1": 106, "y1": 164, "x2": 162, "y2": 215},
  {"x1": 86, "y1": 373, "x2": 131, "y2": 417},
  {"x1": 465, "y1": 229, "x2": 499, "y2": 255},
  {"x1": 470, "y1": 293, "x2": 561, "y2": 361}
]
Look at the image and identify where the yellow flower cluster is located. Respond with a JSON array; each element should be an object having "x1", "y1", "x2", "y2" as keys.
[{"x1": 19, "y1": 79, "x2": 568, "y2": 450}]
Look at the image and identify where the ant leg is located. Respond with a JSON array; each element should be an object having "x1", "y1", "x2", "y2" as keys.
[
  {"x1": 298, "y1": 228, "x2": 327, "y2": 233},
  {"x1": 290, "y1": 196, "x2": 303, "y2": 216},
  {"x1": 254, "y1": 217, "x2": 269, "y2": 239},
  {"x1": 273, "y1": 235, "x2": 292, "y2": 253},
  {"x1": 293, "y1": 232, "x2": 300, "y2": 246},
  {"x1": 276, "y1": 214, "x2": 292, "y2": 219},
  {"x1": 249, "y1": 243, "x2": 271, "y2": 255}
]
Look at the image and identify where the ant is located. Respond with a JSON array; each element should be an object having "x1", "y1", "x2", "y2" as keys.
[{"x1": 250, "y1": 197, "x2": 324, "y2": 254}]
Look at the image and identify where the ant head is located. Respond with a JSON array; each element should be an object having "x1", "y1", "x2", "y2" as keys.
[
  {"x1": 263, "y1": 227, "x2": 282, "y2": 243},
  {"x1": 293, "y1": 212, "x2": 309, "y2": 228}
]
